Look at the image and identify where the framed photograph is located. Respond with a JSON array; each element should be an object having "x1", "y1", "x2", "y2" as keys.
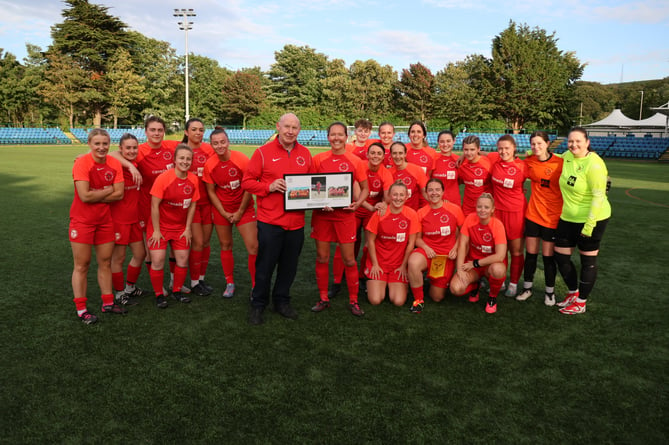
[{"x1": 284, "y1": 172, "x2": 353, "y2": 211}]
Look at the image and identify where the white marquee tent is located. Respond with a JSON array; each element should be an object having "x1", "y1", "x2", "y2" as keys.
[{"x1": 585, "y1": 106, "x2": 669, "y2": 137}]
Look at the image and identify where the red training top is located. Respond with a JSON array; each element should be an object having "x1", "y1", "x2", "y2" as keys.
[
  {"x1": 416, "y1": 201, "x2": 465, "y2": 255},
  {"x1": 70, "y1": 152, "x2": 123, "y2": 225},
  {"x1": 460, "y1": 213, "x2": 506, "y2": 261},
  {"x1": 242, "y1": 138, "x2": 314, "y2": 230}
]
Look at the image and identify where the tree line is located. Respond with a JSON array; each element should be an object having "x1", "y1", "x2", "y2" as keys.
[{"x1": 0, "y1": 0, "x2": 667, "y2": 134}]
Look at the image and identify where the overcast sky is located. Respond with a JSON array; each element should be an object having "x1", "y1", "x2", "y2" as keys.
[{"x1": 1, "y1": 0, "x2": 668, "y2": 88}]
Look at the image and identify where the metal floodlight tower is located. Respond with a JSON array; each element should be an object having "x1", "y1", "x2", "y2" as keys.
[{"x1": 173, "y1": 8, "x2": 196, "y2": 122}]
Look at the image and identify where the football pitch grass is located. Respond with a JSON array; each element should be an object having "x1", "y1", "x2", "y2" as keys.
[{"x1": 1, "y1": 145, "x2": 668, "y2": 444}]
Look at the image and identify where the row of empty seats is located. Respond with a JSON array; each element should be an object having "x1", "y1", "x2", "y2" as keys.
[
  {"x1": 70, "y1": 128, "x2": 147, "y2": 144},
  {"x1": 0, "y1": 127, "x2": 71, "y2": 144},
  {"x1": 554, "y1": 136, "x2": 669, "y2": 160}
]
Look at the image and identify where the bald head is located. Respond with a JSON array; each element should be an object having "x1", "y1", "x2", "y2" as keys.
[{"x1": 276, "y1": 113, "x2": 301, "y2": 150}]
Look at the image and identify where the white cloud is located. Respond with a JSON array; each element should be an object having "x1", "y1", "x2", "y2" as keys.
[{"x1": 591, "y1": 1, "x2": 669, "y2": 24}]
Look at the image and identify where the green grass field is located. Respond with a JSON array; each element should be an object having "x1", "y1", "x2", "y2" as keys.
[{"x1": 1, "y1": 145, "x2": 668, "y2": 444}]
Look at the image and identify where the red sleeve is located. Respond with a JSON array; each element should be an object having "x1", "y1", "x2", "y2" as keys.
[
  {"x1": 202, "y1": 156, "x2": 218, "y2": 184},
  {"x1": 72, "y1": 154, "x2": 93, "y2": 182},
  {"x1": 491, "y1": 217, "x2": 507, "y2": 244},
  {"x1": 150, "y1": 170, "x2": 172, "y2": 199},
  {"x1": 366, "y1": 212, "x2": 380, "y2": 234},
  {"x1": 444, "y1": 202, "x2": 465, "y2": 226},
  {"x1": 188, "y1": 172, "x2": 201, "y2": 201},
  {"x1": 230, "y1": 150, "x2": 250, "y2": 172},
  {"x1": 486, "y1": 151, "x2": 500, "y2": 164},
  {"x1": 242, "y1": 148, "x2": 270, "y2": 197},
  {"x1": 408, "y1": 164, "x2": 429, "y2": 188},
  {"x1": 405, "y1": 208, "x2": 421, "y2": 234},
  {"x1": 107, "y1": 156, "x2": 124, "y2": 184},
  {"x1": 417, "y1": 205, "x2": 430, "y2": 221},
  {"x1": 163, "y1": 140, "x2": 180, "y2": 150},
  {"x1": 353, "y1": 157, "x2": 368, "y2": 183},
  {"x1": 312, "y1": 151, "x2": 327, "y2": 172},
  {"x1": 461, "y1": 213, "x2": 477, "y2": 237},
  {"x1": 378, "y1": 167, "x2": 393, "y2": 191}
]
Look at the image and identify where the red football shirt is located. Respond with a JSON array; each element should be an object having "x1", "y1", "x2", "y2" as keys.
[
  {"x1": 366, "y1": 206, "x2": 421, "y2": 270},
  {"x1": 149, "y1": 169, "x2": 200, "y2": 232},
  {"x1": 416, "y1": 201, "x2": 465, "y2": 255},
  {"x1": 70, "y1": 152, "x2": 123, "y2": 225}
]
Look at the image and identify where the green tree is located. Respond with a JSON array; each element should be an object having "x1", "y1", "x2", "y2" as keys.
[
  {"x1": 20, "y1": 44, "x2": 53, "y2": 126},
  {"x1": 488, "y1": 21, "x2": 584, "y2": 131},
  {"x1": 348, "y1": 60, "x2": 397, "y2": 122},
  {"x1": 221, "y1": 70, "x2": 267, "y2": 127},
  {"x1": 50, "y1": 0, "x2": 131, "y2": 126},
  {"x1": 396, "y1": 62, "x2": 434, "y2": 123},
  {"x1": 433, "y1": 56, "x2": 494, "y2": 130},
  {"x1": 267, "y1": 45, "x2": 328, "y2": 109},
  {"x1": 182, "y1": 55, "x2": 231, "y2": 125},
  {"x1": 0, "y1": 50, "x2": 27, "y2": 125},
  {"x1": 320, "y1": 58, "x2": 354, "y2": 121},
  {"x1": 106, "y1": 48, "x2": 148, "y2": 128},
  {"x1": 38, "y1": 52, "x2": 89, "y2": 128},
  {"x1": 570, "y1": 81, "x2": 617, "y2": 125},
  {"x1": 127, "y1": 31, "x2": 182, "y2": 125}
]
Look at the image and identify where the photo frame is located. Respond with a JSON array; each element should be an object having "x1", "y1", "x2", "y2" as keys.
[{"x1": 284, "y1": 172, "x2": 353, "y2": 211}]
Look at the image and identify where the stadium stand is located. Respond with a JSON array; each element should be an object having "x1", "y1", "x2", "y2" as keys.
[
  {"x1": 69, "y1": 128, "x2": 147, "y2": 144},
  {"x1": 218, "y1": 129, "x2": 275, "y2": 145},
  {"x1": 0, "y1": 127, "x2": 71, "y2": 144},
  {"x1": 554, "y1": 135, "x2": 669, "y2": 160}
]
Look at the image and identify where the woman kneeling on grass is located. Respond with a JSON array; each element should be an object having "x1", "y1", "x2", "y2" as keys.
[
  {"x1": 450, "y1": 193, "x2": 507, "y2": 314},
  {"x1": 364, "y1": 181, "x2": 421, "y2": 307},
  {"x1": 147, "y1": 144, "x2": 199, "y2": 309},
  {"x1": 407, "y1": 178, "x2": 464, "y2": 313},
  {"x1": 70, "y1": 129, "x2": 126, "y2": 324}
]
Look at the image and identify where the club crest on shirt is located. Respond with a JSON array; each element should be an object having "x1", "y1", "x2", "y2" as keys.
[
  {"x1": 508, "y1": 167, "x2": 516, "y2": 176},
  {"x1": 482, "y1": 232, "x2": 492, "y2": 242},
  {"x1": 196, "y1": 154, "x2": 207, "y2": 165},
  {"x1": 398, "y1": 220, "x2": 408, "y2": 230},
  {"x1": 544, "y1": 167, "x2": 553, "y2": 176},
  {"x1": 402, "y1": 177, "x2": 412, "y2": 186},
  {"x1": 339, "y1": 163, "x2": 349, "y2": 172},
  {"x1": 372, "y1": 179, "x2": 381, "y2": 189},
  {"x1": 229, "y1": 167, "x2": 238, "y2": 177},
  {"x1": 420, "y1": 155, "x2": 428, "y2": 164},
  {"x1": 296, "y1": 156, "x2": 306, "y2": 166},
  {"x1": 183, "y1": 184, "x2": 193, "y2": 195},
  {"x1": 474, "y1": 168, "x2": 483, "y2": 176},
  {"x1": 162, "y1": 151, "x2": 172, "y2": 161},
  {"x1": 448, "y1": 161, "x2": 456, "y2": 169},
  {"x1": 104, "y1": 171, "x2": 114, "y2": 182},
  {"x1": 440, "y1": 214, "x2": 450, "y2": 224}
]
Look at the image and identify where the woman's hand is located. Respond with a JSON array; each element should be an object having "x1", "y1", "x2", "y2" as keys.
[
  {"x1": 180, "y1": 227, "x2": 192, "y2": 246},
  {"x1": 394, "y1": 265, "x2": 408, "y2": 281},
  {"x1": 129, "y1": 164, "x2": 143, "y2": 186},
  {"x1": 148, "y1": 230, "x2": 163, "y2": 248},
  {"x1": 369, "y1": 264, "x2": 383, "y2": 280}
]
